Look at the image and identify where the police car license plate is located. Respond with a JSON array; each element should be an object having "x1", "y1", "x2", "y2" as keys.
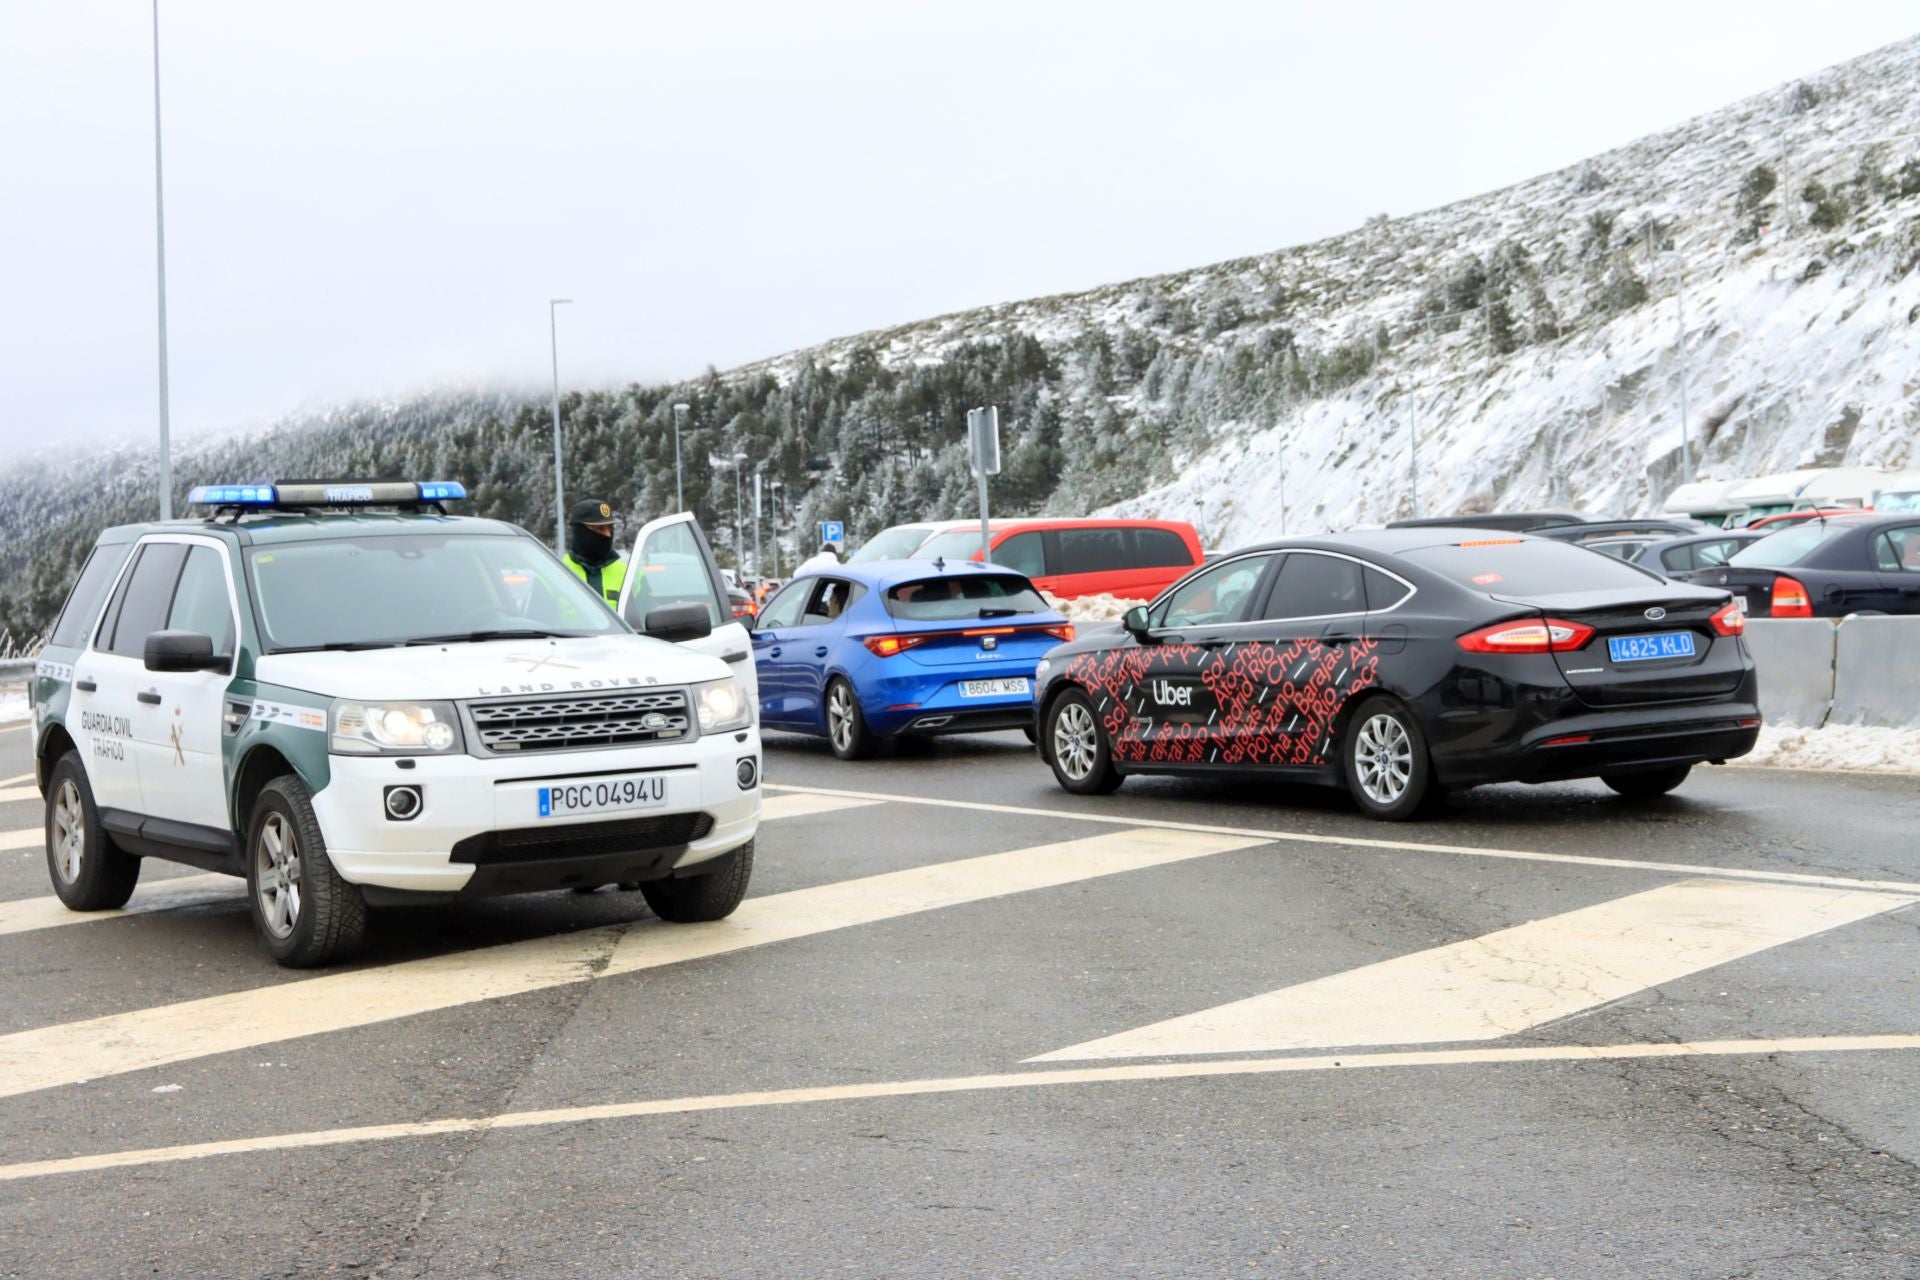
[
  {"x1": 538, "y1": 773, "x2": 670, "y2": 818},
  {"x1": 961, "y1": 677, "x2": 1030, "y2": 698},
  {"x1": 1607, "y1": 631, "x2": 1696, "y2": 663}
]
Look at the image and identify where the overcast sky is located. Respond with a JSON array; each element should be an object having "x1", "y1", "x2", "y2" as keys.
[{"x1": 1, "y1": 1, "x2": 1915, "y2": 460}]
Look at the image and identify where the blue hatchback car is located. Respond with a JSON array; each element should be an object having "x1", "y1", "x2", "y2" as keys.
[{"x1": 749, "y1": 559, "x2": 1073, "y2": 758}]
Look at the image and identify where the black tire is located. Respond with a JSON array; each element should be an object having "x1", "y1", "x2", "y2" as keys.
[
  {"x1": 245, "y1": 775, "x2": 368, "y2": 967},
  {"x1": 824, "y1": 678, "x2": 877, "y2": 761},
  {"x1": 1044, "y1": 688, "x2": 1124, "y2": 796},
  {"x1": 1341, "y1": 696, "x2": 1439, "y2": 822},
  {"x1": 1602, "y1": 764, "x2": 1693, "y2": 798},
  {"x1": 44, "y1": 752, "x2": 140, "y2": 910},
  {"x1": 641, "y1": 840, "x2": 754, "y2": 922}
]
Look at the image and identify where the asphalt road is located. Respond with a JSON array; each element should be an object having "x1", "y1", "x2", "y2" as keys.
[{"x1": 2, "y1": 716, "x2": 1918, "y2": 1279}]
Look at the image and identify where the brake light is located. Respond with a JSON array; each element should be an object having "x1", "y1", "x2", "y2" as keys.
[
  {"x1": 1770, "y1": 576, "x2": 1813, "y2": 618},
  {"x1": 1040, "y1": 622, "x2": 1076, "y2": 642},
  {"x1": 863, "y1": 634, "x2": 929, "y2": 658},
  {"x1": 1708, "y1": 599, "x2": 1746, "y2": 637},
  {"x1": 1543, "y1": 734, "x2": 1592, "y2": 747},
  {"x1": 1457, "y1": 617, "x2": 1595, "y2": 653}
]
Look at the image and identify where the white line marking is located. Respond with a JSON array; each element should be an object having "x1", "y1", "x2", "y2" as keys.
[
  {"x1": 0, "y1": 827, "x2": 41, "y2": 851},
  {"x1": 0, "y1": 772, "x2": 35, "y2": 788},
  {"x1": 6, "y1": 1033, "x2": 1917, "y2": 1184},
  {"x1": 1033, "y1": 878, "x2": 1918, "y2": 1061},
  {"x1": 0, "y1": 827, "x2": 1263, "y2": 1099},
  {"x1": 762, "y1": 784, "x2": 1920, "y2": 896},
  {"x1": 0, "y1": 786, "x2": 40, "y2": 804},
  {"x1": 757, "y1": 792, "x2": 880, "y2": 821},
  {"x1": 0, "y1": 792, "x2": 877, "y2": 940},
  {"x1": 0, "y1": 874, "x2": 239, "y2": 938}
]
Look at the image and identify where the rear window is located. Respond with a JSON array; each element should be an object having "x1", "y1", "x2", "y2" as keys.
[
  {"x1": 1134, "y1": 527, "x2": 1195, "y2": 569},
  {"x1": 1402, "y1": 539, "x2": 1661, "y2": 595},
  {"x1": 48, "y1": 546, "x2": 131, "y2": 650},
  {"x1": 884, "y1": 574, "x2": 1048, "y2": 621},
  {"x1": 1728, "y1": 525, "x2": 1833, "y2": 568}
]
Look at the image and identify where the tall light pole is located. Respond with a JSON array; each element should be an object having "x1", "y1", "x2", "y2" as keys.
[
  {"x1": 753, "y1": 466, "x2": 764, "y2": 579},
  {"x1": 151, "y1": 0, "x2": 173, "y2": 520},
  {"x1": 548, "y1": 298, "x2": 573, "y2": 554},
  {"x1": 732, "y1": 451, "x2": 748, "y2": 574},
  {"x1": 769, "y1": 479, "x2": 783, "y2": 576},
  {"x1": 671, "y1": 403, "x2": 688, "y2": 510}
]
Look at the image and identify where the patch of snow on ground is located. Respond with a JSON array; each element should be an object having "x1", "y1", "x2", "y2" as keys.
[{"x1": 1732, "y1": 723, "x2": 1920, "y2": 775}]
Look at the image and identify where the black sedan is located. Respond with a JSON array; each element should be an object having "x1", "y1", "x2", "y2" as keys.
[
  {"x1": 1631, "y1": 529, "x2": 1772, "y2": 579},
  {"x1": 1685, "y1": 513, "x2": 1920, "y2": 617},
  {"x1": 1032, "y1": 530, "x2": 1759, "y2": 820}
]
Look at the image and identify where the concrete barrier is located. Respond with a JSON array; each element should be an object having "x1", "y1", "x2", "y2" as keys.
[
  {"x1": 1743, "y1": 620, "x2": 1837, "y2": 728},
  {"x1": 1829, "y1": 615, "x2": 1920, "y2": 729}
]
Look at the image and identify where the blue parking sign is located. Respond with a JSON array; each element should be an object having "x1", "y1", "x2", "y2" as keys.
[{"x1": 821, "y1": 520, "x2": 845, "y2": 544}]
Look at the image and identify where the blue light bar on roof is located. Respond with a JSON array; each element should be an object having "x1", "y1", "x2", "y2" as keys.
[
  {"x1": 186, "y1": 480, "x2": 467, "y2": 508},
  {"x1": 187, "y1": 484, "x2": 278, "y2": 506}
]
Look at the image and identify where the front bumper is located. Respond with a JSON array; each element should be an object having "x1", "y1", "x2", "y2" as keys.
[{"x1": 310, "y1": 733, "x2": 760, "y2": 896}]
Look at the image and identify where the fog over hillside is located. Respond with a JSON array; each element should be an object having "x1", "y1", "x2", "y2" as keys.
[{"x1": 3, "y1": 33, "x2": 1917, "y2": 639}]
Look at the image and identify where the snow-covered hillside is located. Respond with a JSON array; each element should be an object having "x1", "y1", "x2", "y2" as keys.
[{"x1": 738, "y1": 35, "x2": 1920, "y2": 546}]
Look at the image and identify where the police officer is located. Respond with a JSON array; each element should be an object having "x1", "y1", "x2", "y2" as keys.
[{"x1": 562, "y1": 498, "x2": 628, "y2": 609}]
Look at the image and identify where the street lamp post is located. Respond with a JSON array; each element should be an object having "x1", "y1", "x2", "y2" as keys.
[
  {"x1": 151, "y1": 0, "x2": 173, "y2": 520},
  {"x1": 769, "y1": 480, "x2": 783, "y2": 576},
  {"x1": 548, "y1": 298, "x2": 573, "y2": 554},
  {"x1": 671, "y1": 403, "x2": 688, "y2": 511},
  {"x1": 753, "y1": 466, "x2": 764, "y2": 580},
  {"x1": 732, "y1": 451, "x2": 748, "y2": 575}
]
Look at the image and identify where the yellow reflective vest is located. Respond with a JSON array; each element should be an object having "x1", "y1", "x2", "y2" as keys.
[{"x1": 562, "y1": 553, "x2": 630, "y2": 610}]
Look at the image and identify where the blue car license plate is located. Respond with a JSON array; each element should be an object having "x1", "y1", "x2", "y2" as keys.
[{"x1": 1607, "y1": 631, "x2": 1695, "y2": 663}]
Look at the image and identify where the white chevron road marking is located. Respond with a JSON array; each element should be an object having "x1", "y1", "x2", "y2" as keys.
[
  {"x1": 1032, "y1": 878, "x2": 1917, "y2": 1062},
  {"x1": 0, "y1": 826, "x2": 1263, "y2": 1098}
]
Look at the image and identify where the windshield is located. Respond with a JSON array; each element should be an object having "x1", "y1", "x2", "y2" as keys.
[
  {"x1": 1403, "y1": 539, "x2": 1663, "y2": 594},
  {"x1": 246, "y1": 532, "x2": 624, "y2": 651},
  {"x1": 850, "y1": 525, "x2": 940, "y2": 562},
  {"x1": 913, "y1": 529, "x2": 992, "y2": 561},
  {"x1": 884, "y1": 574, "x2": 1049, "y2": 620},
  {"x1": 1728, "y1": 525, "x2": 1834, "y2": 568},
  {"x1": 1878, "y1": 490, "x2": 1920, "y2": 514}
]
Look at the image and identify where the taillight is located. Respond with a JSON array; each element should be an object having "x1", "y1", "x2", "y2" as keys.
[
  {"x1": 1770, "y1": 576, "x2": 1813, "y2": 618},
  {"x1": 1457, "y1": 617, "x2": 1596, "y2": 653},
  {"x1": 1040, "y1": 623, "x2": 1075, "y2": 642},
  {"x1": 863, "y1": 634, "x2": 928, "y2": 658},
  {"x1": 1708, "y1": 599, "x2": 1746, "y2": 637}
]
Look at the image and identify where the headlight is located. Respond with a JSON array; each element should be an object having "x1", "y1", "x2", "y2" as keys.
[
  {"x1": 331, "y1": 700, "x2": 463, "y2": 755},
  {"x1": 693, "y1": 678, "x2": 752, "y2": 734}
]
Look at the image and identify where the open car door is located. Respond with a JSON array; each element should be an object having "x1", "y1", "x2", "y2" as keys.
[{"x1": 616, "y1": 512, "x2": 758, "y2": 705}]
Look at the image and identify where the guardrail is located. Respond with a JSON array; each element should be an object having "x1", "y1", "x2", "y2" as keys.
[
  {"x1": 1745, "y1": 616, "x2": 1920, "y2": 730},
  {"x1": 0, "y1": 657, "x2": 37, "y2": 680}
]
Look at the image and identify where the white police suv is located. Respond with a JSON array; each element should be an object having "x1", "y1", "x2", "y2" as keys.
[{"x1": 31, "y1": 481, "x2": 761, "y2": 966}]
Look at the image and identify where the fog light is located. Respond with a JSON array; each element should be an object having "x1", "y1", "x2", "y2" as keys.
[
  {"x1": 735, "y1": 757, "x2": 759, "y2": 790},
  {"x1": 384, "y1": 784, "x2": 422, "y2": 821}
]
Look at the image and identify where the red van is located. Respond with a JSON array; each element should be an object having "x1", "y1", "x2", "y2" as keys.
[{"x1": 910, "y1": 518, "x2": 1204, "y2": 601}]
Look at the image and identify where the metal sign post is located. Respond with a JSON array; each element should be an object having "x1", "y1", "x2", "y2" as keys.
[{"x1": 966, "y1": 406, "x2": 1000, "y2": 562}]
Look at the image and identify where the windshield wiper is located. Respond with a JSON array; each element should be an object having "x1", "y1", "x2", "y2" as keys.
[
  {"x1": 271, "y1": 640, "x2": 405, "y2": 654},
  {"x1": 403, "y1": 629, "x2": 580, "y2": 646}
]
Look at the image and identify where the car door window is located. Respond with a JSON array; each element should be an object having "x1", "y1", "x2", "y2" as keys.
[
  {"x1": 1132, "y1": 528, "x2": 1194, "y2": 569},
  {"x1": 993, "y1": 531, "x2": 1045, "y2": 577},
  {"x1": 166, "y1": 546, "x2": 237, "y2": 654},
  {"x1": 625, "y1": 519, "x2": 727, "y2": 629},
  {"x1": 1361, "y1": 565, "x2": 1412, "y2": 612},
  {"x1": 802, "y1": 578, "x2": 863, "y2": 625},
  {"x1": 1260, "y1": 552, "x2": 1365, "y2": 621},
  {"x1": 102, "y1": 543, "x2": 189, "y2": 656},
  {"x1": 48, "y1": 546, "x2": 130, "y2": 650},
  {"x1": 1154, "y1": 554, "x2": 1275, "y2": 628},
  {"x1": 1878, "y1": 527, "x2": 1920, "y2": 572},
  {"x1": 1056, "y1": 527, "x2": 1130, "y2": 574},
  {"x1": 1662, "y1": 545, "x2": 1698, "y2": 572},
  {"x1": 757, "y1": 580, "x2": 810, "y2": 629}
]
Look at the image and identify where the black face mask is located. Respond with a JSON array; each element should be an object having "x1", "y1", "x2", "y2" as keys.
[{"x1": 569, "y1": 524, "x2": 614, "y2": 565}]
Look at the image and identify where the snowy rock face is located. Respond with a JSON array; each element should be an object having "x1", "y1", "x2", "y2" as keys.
[{"x1": 738, "y1": 36, "x2": 1920, "y2": 547}]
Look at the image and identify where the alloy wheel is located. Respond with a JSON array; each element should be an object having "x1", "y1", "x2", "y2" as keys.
[
  {"x1": 828, "y1": 685, "x2": 854, "y2": 753},
  {"x1": 256, "y1": 812, "x2": 303, "y2": 940},
  {"x1": 50, "y1": 780, "x2": 84, "y2": 884},
  {"x1": 1354, "y1": 713, "x2": 1413, "y2": 805},
  {"x1": 1054, "y1": 701, "x2": 1098, "y2": 781}
]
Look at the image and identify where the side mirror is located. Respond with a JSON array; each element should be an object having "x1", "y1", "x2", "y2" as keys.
[
  {"x1": 1122, "y1": 605, "x2": 1153, "y2": 642},
  {"x1": 144, "y1": 630, "x2": 227, "y2": 673},
  {"x1": 643, "y1": 602, "x2": 712, "y2": 644}
]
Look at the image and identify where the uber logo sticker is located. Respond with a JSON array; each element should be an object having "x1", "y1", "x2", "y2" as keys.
[{"x1": 1151, "y1": 679, "x2": 1194, "y2": 708}]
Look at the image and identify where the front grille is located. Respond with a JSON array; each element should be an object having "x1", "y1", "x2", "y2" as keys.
[
  {"x1": 467, "y1": 690, "x2": 692, "y2": 754},
  {"x1": 451, "y1": 812, "x2": 715, "y2": 865}
]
